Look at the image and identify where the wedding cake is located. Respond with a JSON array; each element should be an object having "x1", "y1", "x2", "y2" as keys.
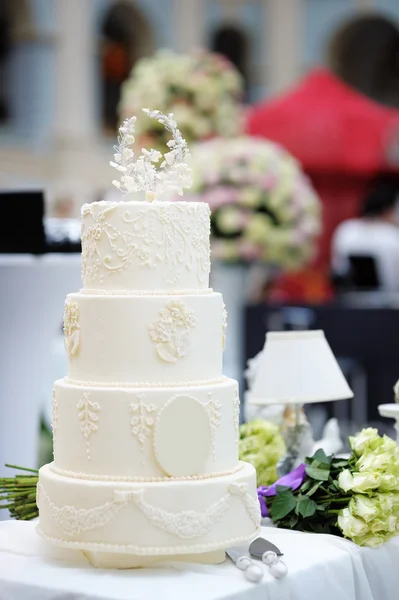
[{"x1": 37, "y1": 110, "x2": 260, "y2": 567}]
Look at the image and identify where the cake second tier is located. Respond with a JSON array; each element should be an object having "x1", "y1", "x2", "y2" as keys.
[{"x1": 64, "y1": 291, "x2": 224, "y2": 385}]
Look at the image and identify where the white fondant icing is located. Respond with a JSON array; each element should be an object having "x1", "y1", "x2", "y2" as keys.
[
  {"x1": 37, "y1": 197, "x2": 257, "y2": 561},
  {"x1": 53, "y1": 378, "x2": 239, "y2": 480},
  {"x1": 81, "y1": 201, "x2": 210, "y2": 293},
  {"x1": 51, "y1": 390, "x2": 58, "y2": 459},
  {"x1": 66, "y1": 292, "x2": 223, "y2": 385},
  {"x1": 37, "y1": 462, "x2": 260, "y2": 554},
  {"x1": 153, "y1": 395, "x2": 211, "y2": 477}
]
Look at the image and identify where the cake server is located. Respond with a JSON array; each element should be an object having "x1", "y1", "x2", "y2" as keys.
[
  {"x1": 225, "y1": 546, "x2": 264, "y2": 583},
  {"x1": 249, "y1": 537, "x2": 283, "y2": 557}
]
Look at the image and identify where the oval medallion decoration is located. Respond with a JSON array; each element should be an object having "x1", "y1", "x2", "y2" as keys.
[{"x1": 154, "y1": 395, "x2": 211, "y2": 477}]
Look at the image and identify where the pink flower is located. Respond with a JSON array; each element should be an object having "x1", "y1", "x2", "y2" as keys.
[
  {"x1": 203, "y1": 186, "x2": 238, "y2": 210},
  {"x1": 260, "y1": 173, "x2": 277, "y2": 190},
  {"x1": 239, "y1": 239, "x2": 262, "y2": 261}
]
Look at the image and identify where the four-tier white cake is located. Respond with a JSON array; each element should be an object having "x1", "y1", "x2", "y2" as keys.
[{"x1": 37, "y1": 112, "x2": 260, "y2": 568}]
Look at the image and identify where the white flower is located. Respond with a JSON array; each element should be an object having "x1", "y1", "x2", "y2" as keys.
[{"x1": 338, "y1": 508, "x2": 369, "y2": 538}]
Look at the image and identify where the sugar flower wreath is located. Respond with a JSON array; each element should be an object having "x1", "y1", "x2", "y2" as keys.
[{"x1": 110, "y1": 109, "x2": 192, "y2": 201}]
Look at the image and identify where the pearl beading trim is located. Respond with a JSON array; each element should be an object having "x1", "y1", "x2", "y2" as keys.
[
  {"x1": 64, "y1": 376, "x2": 226, "y2": 389},
  {"x1": 49, "y1": 462, "x2": 242, "y2": 483},
  {"x1": 80, "y1": 288, "x2": 213, "y2": 296},
  {"x1": 36, "y1": 526, "x2": 261, "y2": 557}
]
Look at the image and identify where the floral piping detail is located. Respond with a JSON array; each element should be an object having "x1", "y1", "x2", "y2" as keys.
[
  {"x1": 205, "y1": 392, "x2": 221, "y2": 462},
  {"x1": 130, "y1": 395, "x2": 157, "y2": 465},
  {"x1": 81, "y1": 202, "x2": 210, "y2": 287},
  {"x1": 38, "y1": 481, "x2": 260, "y2": 540},
  {"x1": 77, "y1": 393, "x2": 101, "y2": 460},
  {"x1": 63, "y1": 298, "x2": 80, "y2": 358},
  {"x1": 38, "y1": 484, "x2": 124, "y2": 537},
  {"x1": 148, "y1": 300, "x2": 196, "y2": 363},
  {"x1": 114, "y1": 483, "x2": 256, "y2": 540}
]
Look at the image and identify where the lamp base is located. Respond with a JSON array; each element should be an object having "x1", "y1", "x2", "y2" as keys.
[{"x1": 277, "y1": 405, "x2": 314, "y2": 476}]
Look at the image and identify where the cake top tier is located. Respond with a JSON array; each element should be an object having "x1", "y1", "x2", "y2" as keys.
[{"x1": 81, "y1": 200, "x2": 211, "y2": 293}]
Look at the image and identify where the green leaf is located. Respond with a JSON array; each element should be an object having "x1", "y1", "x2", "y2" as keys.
[
  {"x1": 305, "y1": 466, "x2": 330, "y2": 481},
  {"x1": 288, "y1": 514, "x2": 299, "y2": 528},
  {"x1": 270, "y1": 491, "x2": 297, "y2": 521},
  {"x1": 331, "y1": 459, "x2": 350, "y2": 469},
  {"x1": 307, "y1": 481, "x2": 322, "y2": 496},
  {"x1": 297, "y1": 497, "x2": 317, "y2": 518},
  {"x1": 306, "y1": 449, "x2": 332, "y2": 467}
]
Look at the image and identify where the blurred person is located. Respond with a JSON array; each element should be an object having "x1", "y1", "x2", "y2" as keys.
[{"x1": 332, "y1": 175, "x2": 399, "y2": 292}]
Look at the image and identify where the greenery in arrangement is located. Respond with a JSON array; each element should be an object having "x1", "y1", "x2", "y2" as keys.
[
  {"x1": 259, "y1": 428, "x2": 399, "y2": 547},
  {"x1": 0, "y1": 465, "x2": 39, "y2": 521},
  {"x1": 239, "y1": 419, "x2": 286, "y2": 486},
  {"x1": 185, "y1": 137, "x2": 321, "y2": 269}
]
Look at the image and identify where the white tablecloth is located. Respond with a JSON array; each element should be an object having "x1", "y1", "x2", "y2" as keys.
[{"x1": 0, "y1": 521, "x2": 398, "y2": 600}]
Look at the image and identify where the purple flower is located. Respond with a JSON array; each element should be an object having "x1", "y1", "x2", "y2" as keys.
[{"x1": 257, "y1": 464, "x2": 307, "y2": 517}]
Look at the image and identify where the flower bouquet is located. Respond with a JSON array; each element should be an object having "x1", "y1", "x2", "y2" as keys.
[
  {"x1": 259, "y1": 428, "x2": 399, "y2": 547},
  {"x1": 185, "y1": 137, "x2": 321, "y2": 270},
  {"x1": 239, "y1": 420, "x2": 286, "y2": 486},
  {"x1": 119, "y1": 49, "x2": 243, "y2": 151}
]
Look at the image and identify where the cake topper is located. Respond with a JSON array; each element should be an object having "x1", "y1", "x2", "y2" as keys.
[{"x1": 110, "y1": 108, "x2": 192, "y2": 201}]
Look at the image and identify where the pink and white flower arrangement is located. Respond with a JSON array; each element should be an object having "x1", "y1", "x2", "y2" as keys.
[
  {"x1": 185, "y1": 137, "x2": 321, "y2": 270},
  {"x1": 119, "y1": 49, "x2": 243, "y2": 150}
]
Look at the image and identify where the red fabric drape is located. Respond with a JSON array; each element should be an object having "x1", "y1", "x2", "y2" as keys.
[{"x1": 246, "y1": 69, "x2": 399, "y2": 300}]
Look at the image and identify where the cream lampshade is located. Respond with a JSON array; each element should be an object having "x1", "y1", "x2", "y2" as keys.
[
  {"x1": 246, "y1": 330, "x2": 353, "y2": 475},
  {"x1": 248, "y1": 330, "x2": 353, "y2": 406}
]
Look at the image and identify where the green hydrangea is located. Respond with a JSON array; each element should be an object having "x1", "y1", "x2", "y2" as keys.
[{"x1": 239, "y1": 419, "x2": 285, "y2": 486}]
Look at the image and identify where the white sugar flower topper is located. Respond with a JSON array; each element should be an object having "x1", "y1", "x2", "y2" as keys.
[{"x1": 110, "y1": 108, "x2": 192, "y2": 201}]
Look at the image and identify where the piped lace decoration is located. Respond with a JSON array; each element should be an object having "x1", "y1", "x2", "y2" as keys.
[
  {"x1": 77, "y1": 393, "x2": 101, "y2": 460},
  {"x1": 63, "y1": 298, "x2": 80, "y2": 358},
  {"x1": 38, "y1": 484, "x2": 124, "y2": 537},
  {"x1": 81, "y1": 202, "x2": 211, "y2": 286},
  {"x1": 149, "y1": 299, "x2": 196, "y2": 363},
  {"x1": 205, "y1": 392, "x2": 221, "y2": 461},
  {"x1": 38, "y1": 482, "x2": 260, "y2": 539},
  {"x1": 130, "y1": 395, "x2": 157, "y2": 464}
]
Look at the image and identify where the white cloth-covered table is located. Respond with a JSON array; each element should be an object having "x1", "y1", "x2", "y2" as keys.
[{"x1": 0, "y1": 521, "x2": 398, "y2": 600}]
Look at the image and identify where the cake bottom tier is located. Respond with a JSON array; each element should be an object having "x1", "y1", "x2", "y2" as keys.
[{"x1": 37, "y1": 462, "x2": 260, "y2": 562}]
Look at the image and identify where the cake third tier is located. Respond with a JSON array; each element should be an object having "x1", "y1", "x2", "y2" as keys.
[
  {"x1": 52, "y1": 377, "x2": 240, "y2": 481},
  {"x1": 64, "y1": 291, "x2": 224, "y2": 385}
]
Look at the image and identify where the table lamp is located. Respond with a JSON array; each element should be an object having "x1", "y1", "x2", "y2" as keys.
[{"x1": 247, "y1": 330, "x2": 353, "y2": 474}]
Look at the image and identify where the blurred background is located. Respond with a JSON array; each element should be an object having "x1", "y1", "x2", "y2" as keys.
[{"x1": 2, "y1": 0, "x2": 399, "y2": 491}]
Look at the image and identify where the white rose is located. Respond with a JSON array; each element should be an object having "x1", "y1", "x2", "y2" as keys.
[
  {"x1": 338, "y1": 469, "x2": 354, "y2": 492},
  {"x1": 350, "y1": 496, "x2": 379, "y2": 523},
  {"x1": 351, "y1": 471, "x2": 381, "y2": 492},
  {"x1": 338, "y1": 508, "x2": 369, "y2": 538}
]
